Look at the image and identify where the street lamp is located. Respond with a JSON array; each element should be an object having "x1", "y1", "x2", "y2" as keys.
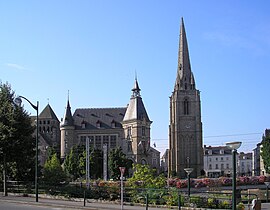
[
  {"x1": 184, "y1": 168, "x2": 193, "y2": 197},
  {"x1": 14, "y1": 96, "x2": 39, "y2": 202},
  {"x1": 265, "y1": 182, "x2": 270, "y2": 203},
  {"x1": 226, "y1": 141, "x2": 242, "y2": 210}
]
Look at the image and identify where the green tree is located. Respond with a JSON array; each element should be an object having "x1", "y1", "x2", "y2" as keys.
[
  {"x1": 128, "y1": 164, "x2": 166, "y2": 188},
  {"x1": 64, "y1": 145, "x2": 84, "y2": 180},
  {"x1": 79, "y1": 147, "x2": 103, "y2": 179},
  {"x1": 261, "y1": 135, "x2": 270, "y2": 173},
  {"x1": 108, "y1": 147, "x2": 130, "y2": 180},
  {"x1": 0, "y1": 83, "x2": 35, "y2": 195},
  {"x1": 43, "y1": 153, "x2": 66, "y2": 185}
]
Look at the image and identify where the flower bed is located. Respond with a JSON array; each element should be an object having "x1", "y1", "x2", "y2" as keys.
[{"x1": 167, "y1": 175, "x2": 270, "y2": 189}]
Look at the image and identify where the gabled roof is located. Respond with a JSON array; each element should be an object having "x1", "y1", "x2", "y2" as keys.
[
  {"x1": 39, "y1": 104, "x2": 59, "y2": 122},
  {"x1": 73, "y1": 107, "x2": 126, "y2": 130}
]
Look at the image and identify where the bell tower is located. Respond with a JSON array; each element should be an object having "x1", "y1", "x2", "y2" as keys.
[
  {"x1": 122, "y1": 78, "x2": 152, "y2": 164},
  {"x1": 168, "y1": 18, "x2": 203, "y2": 178}
]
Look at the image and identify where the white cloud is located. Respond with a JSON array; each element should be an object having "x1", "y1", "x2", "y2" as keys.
[{"x1": 5, "y1": 63, "x2": 29, "y2": 71}]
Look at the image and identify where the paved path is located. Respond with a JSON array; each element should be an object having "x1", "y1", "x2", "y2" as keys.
[
  {"x1": 0, "y1": 195, "x2": 172, "y2": 210},
  {"x1": 2, "y1": 194, "x2": 270, "y2": 210}
]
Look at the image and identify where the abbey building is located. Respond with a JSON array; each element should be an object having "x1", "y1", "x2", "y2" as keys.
[
  {"x1": 168, "y1": 18, "x2": 204, "y2": 178},
  {"x1": 59, "y1": 79, "x2": 159, "y2": 170},
  {"x1": 35, "y1": 18, "x2": 203, "y2": 178}
]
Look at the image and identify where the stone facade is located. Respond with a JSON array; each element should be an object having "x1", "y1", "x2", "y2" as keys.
[
  {"x1": 60, "y1": 79, "x2": 160, "y2": 173},
  {"x1": 168, "y1": 18, "x2": 203, "y2": 178},
  {"x1": 36, "y1": 104, "x2": 61, "y2": 166}
]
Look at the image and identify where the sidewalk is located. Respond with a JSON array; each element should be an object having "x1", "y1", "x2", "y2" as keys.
[
  {"x1": 0, "y1": 194, "x2": 172, "y2": 210},
  {"x1": 2, "y1": 194, "x2": 270, "y2": 210}
]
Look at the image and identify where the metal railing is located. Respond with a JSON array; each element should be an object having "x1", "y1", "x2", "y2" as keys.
[{"x1": 0, "y1": 181, "x2": 263, "y2": 209}]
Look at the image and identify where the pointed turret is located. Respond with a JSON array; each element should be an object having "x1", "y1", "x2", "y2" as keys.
[
  {"x1": 123, "y1": 79, "x2": 150, "y2": 122},
  {"x1": 61, "y1": 98, "x2": 74, "y2": 127},
  {"x1": 60, "y1": 96, "x2": 75, "y2": 160},
  {"x1": 175, "y1": 17, "x2": 195, "y2": 91}
]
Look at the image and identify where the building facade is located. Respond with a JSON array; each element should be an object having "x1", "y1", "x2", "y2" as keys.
[
  {"x1": 168, "y1": 18, "x2": 203, "y2": 178},
  {"x1": 252, "y1": 129, "x2": 270, "y2": 176},
  {"x1": 35, "y1": 104, "x2": 61, "y2": 166},
  {"x1": 60, "y1": 79, "x2": 160, "y2": 174},
  {"x1": 238, "y1": 152, "x2": 252, "y2": 176},
  {"x1": 204, "y1": 146, "x2": 234, "y2": 178}
]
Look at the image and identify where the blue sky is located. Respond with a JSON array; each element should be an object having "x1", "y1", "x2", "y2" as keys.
[{"x1": 1, "y1": 1, "x2": 270, "y2": 154}]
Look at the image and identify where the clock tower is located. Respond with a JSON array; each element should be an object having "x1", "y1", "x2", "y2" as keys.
[{"x1": 168, "y1": 18, "x2": 203, "y2": 178}]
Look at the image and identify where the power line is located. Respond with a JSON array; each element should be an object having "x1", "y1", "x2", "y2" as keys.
[
  {"x1": 152, "y1": 132, "x2": 263, "y2": 141},
  {"x1": 204, "y1": 132, "x2": 262, "y2": 138}
]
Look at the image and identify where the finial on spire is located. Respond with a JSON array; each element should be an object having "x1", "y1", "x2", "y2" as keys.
[
  {"x1": 68, "y1": 90, "x2": 70, "y2": 101},
  {"x1": 135, "y1": 70, "x2": 137, "y2": 81},
  {"x1": 47, "y1": 98, "x2": 49, "y2": 104}
]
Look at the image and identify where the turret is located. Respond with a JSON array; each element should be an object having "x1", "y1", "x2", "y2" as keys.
[
  {"x1": 60, "y1": 97, "x2": 75, "y2": 160},
  {"x1": 122, "y1": 78, "x2": 152, "y2": 165}
]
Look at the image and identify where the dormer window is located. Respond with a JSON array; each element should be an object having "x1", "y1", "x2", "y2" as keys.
[
  {"x1": 96, "y1": 120, "x2": 101, "y2": 128},
  {"x1": 220, "y1": 149, "x2": 224, "y2": 155},
  {"x1": 81, "y1": 121, "x2": 86, "y2": 129},
  {"x1": 111, "y1": 120, "x2": 116, "y2": 128},
  {"x1": 208, "y1": 150, "x2": 212, "y2": 155}
]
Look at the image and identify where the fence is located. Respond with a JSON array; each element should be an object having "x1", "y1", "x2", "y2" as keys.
[{"x1": 0, "y1": 181, "x2": 262, "y2": 209}]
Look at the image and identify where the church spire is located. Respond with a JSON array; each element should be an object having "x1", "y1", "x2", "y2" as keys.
[{"x1": 175, "y1": 17, "x2": 195, "y2": 91}]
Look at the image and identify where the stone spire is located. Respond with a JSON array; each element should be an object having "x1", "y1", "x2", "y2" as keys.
[{"x1": 174, "y1": 17, "x2": 195, "y2": 91}]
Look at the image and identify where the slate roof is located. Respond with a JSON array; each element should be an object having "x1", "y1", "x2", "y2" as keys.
[
  {"x1": 61, "y1": 100, "x2": 74, "y2": 127},
  {"x1": 73, "y1": 107, "x2": 127, "y2": 130},
  {"x1": 204, "y1": 146, "x2": 232, "y2": 155},
  {"x1": 123, "y1": 79, "x2": 151, "y2": 122},
  {"x1": 39, "y1": 104, "x2": 59, "y2": 122}
]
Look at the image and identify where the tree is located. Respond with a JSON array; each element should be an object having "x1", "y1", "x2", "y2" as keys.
[
  {"x1": 108, "y1": 147, "x2": 130, "y2": 180},
  {"x1": 128, "y1": 164, "x2": 166, "y2": 188},
  {"x1": 0, "y1": 83, "x2": 35, "y2": 194},
  {"x1": 79, "y1": 147, "x2": 103, "y2": 179},
  {"x1": 261, "y1": 135, "x2": 270, "y2": 173},
  {"x1": 64, "y1": 145, "x2": 84, "y2": 181},
  {"x1": 43, "y1": 153, "x2": 66, "y2": 185}
]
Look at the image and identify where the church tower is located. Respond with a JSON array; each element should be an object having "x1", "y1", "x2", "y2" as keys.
[
  {"x1": 60, "y1": 97, "x2": 75, "y2": 160},
  {"x1": 122, "y1": 78, "x2": 152, "y2": 165},
  {"x1": 169, "y1": 18, "x2": 203, "y2": 178}
]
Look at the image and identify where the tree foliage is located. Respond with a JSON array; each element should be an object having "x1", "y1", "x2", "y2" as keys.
[
  {"x1": 63, "y1": 145, "x2": 84, "y2": 181},
  {"x1": 43, "y1": 153, "x2": 66, "y2": 184},
  {"x1": 0, "y1": 83, "x2": 35, "y2": 181},
  {"x1": 128, "y1": 164, "x2": 166, "y2": 188},
  {"x1": 108, "y1": 147, "x2": 131, "y2": 180},
  {"x1": 261, "y1": 135, "x2": 270, "y2": 173},
  {"x1": 64, "y1": 146, "x2": 103, "y2": 180}
]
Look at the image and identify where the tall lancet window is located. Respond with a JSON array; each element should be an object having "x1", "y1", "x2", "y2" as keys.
[{"x1": 184, "y1": 98, "x2": 189, "y2": 115}]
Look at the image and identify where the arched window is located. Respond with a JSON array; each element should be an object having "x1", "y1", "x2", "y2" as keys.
[{"x1": 184, "y1": 98, "x2": 189, "y2": 115}]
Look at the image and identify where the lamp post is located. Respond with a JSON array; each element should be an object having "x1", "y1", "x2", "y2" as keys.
[
  {"x1": 226, "y1": 141, "x2": 242, "y2": 210},
  {"x1": 184, "y1": 168, "x2": 193, "y2": 197},
  {"x1": 14, "y1": 96, "x2": 39, "y2": 202},
  {"x1": 265, "y1": 182, "x2": 270, "y2": 202},
  {"x1": 86, "y1": 137, "x2": 90, "y2": 190}
]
